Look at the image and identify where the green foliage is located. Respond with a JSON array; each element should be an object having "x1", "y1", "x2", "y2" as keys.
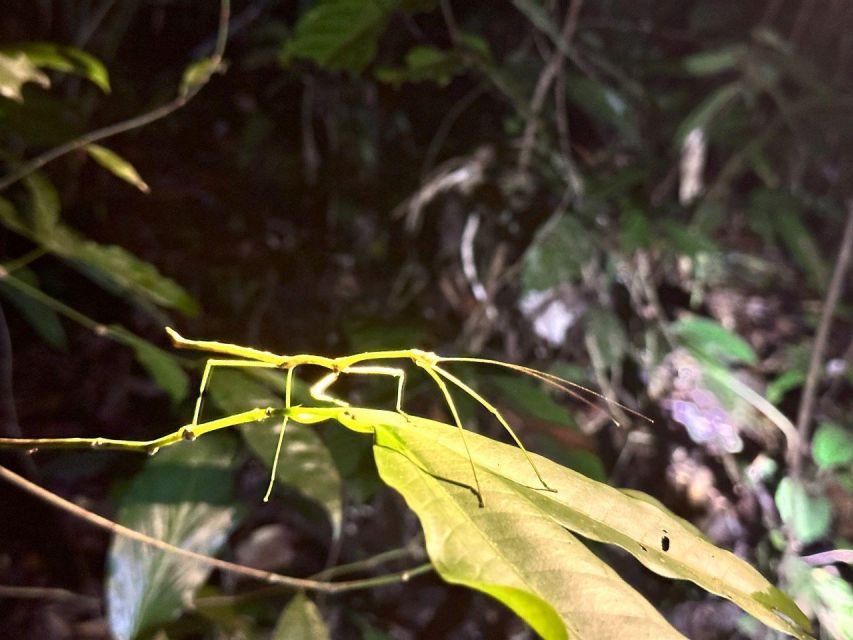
[
  {"x1": 85, "y1": 144, "x2": 150, "y2": 193},
  {"x1": 0, "y1": 51, "x2": 49, "y2": 102},
  {"x1": 376, "y1": 46, "x2": 468, "y2": 87},
  {"x1": 774, "y1": 477, "x2": 832, "y2": 546},
  {"x1": 208, "y1": 370, "x2": 343, "y2": 537},
  {"x1": 672, "y1": 316, "x2": 758, "y2": 365},
  {"x1": 0, "y1": 42, "x2": 110, "y2": 93},
  {"x1": 107, "y1": 435, "x2": 241, "y2": 640},
  {"x1": 283, "y1": 0, "x2": 396, "y2": 73},
  {"x1": 0, "y1": 174, "x2": 198, "y2": 314},
  {"x1": 811, "y1": 422, "x2": 853, "y2": 471},
  {"x1": 273, "y1": 593, "x2": 332, "y2": 640},
  {"x1": 326, "y1": 407, "x2": 812, "y2": 639}
]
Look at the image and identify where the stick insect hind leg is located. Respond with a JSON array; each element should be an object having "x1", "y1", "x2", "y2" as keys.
[{"x1": 313, "y1": 363, "x2": 486, "y2": 507}]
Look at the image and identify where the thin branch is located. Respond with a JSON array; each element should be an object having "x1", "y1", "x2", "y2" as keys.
[
  {"x1": 0, "y1": 464, "x2": 431, "y2": 594},
  {"x1": 793, "y1": 202, "x2": 853, "y2": 476},
  {"x1": 0, "y1": 0, "x2": 231, "y2": 192},
  {"x1": 801, "y1": 549, "x2": 853, "y2": 566},
  {"x1": 517, "y1": 0, "x2": 583, "y2": 173}
]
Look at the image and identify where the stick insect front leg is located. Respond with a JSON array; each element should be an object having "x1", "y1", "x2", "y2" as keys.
[{"x1": 310, "y1": 365, "x2": 409, "y2": 416}]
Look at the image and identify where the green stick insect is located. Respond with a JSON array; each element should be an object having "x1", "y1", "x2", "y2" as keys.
[{"x1": 4, "y1": 328, "x2": 650, "y2": 507}]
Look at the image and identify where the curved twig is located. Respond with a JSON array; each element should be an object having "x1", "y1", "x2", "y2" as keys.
[
  {"x1": 0, "y1": 0, "x2": 231, "y2": 192},
  {"x1": 0, "y1": 464, "x2": 432, "y2": 594}
]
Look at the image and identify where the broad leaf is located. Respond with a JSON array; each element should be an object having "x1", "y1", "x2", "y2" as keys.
[
  {"x1": 0, "y1": 42, "x2": 110, "y2": 92},
  {"x1": 106, "y1": 435, "x2": 241, "y2": 640},
  {"x1": 272, "y1": 592, "x2": 332, "y2": 640},
  {"x1": 0, "y1": 51, "x2": 49, "y2": 101},
  {"x1": 209, "y1": 370, "x2": 343, "y2": 537},
  {"x1": 86, "y1": 144, "x2": 150, "y2": 193},
  {"x1": 295, "y1": 407, "x2": 812, "y2": 639},
  {"x1": 284, "y1": 0, "x2": 394, "y2": 73}
]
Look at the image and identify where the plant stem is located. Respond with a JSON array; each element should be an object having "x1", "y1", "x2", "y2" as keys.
[{"x1": 0, "y1": 0, "x2": 231, "y2": 192}]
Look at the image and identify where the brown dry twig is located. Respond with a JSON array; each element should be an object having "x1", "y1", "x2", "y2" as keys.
[
  {"x1": 0, "y1": 465, "x2": 432, "y2": 594},
  {"x1": 793, "y1": 202, "x2": 853, "y2": 476}
]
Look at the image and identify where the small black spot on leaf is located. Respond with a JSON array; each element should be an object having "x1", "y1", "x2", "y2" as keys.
[{"x1": 661, "y1": 535, "x2": 670, "y2": 552}]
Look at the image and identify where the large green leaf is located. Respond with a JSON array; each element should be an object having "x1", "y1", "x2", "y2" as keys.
[
  {"x1": 106, "y1": 435, "x2": 241, "y2": 640},
  {"x1": 295, "y1": 407, "x2": 812, "y2": 639},
  {"x1": 272, "y1": 592, "x2": 332, "y2": 640},
  {"x1": 208, "y1": 370, "x2": 343, "y2": 537}
]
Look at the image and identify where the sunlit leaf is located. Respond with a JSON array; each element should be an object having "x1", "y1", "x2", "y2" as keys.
[
  {"x1": 86, "y1": 144, "x2": 150, "y2": 193},
  {"x1": 106, "y1": 435, "x2": 241, "y2": 640},
  {"x1": 775, "y1": 477, "x2": 832, "y2": 546},
  {"x1": 0, "y1": 174, "x2": 198, "y2": 315},
  {"x1": 272, "y1": 592, "x2": 332, "y2": 640},
  {"x1": 0, "y1": 51, "x2": 49, "y2": 101},
  {"x1": 303, "y1": 407, "x2": 812, "y2": 639},
  {"x1": 1, "y1": 42, "x2": 110, "y2": 92}
]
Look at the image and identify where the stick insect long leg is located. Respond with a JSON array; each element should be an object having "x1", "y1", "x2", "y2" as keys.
[
  {"x1": 310, "y1": 365, "x2": 408, "y2": 415},
  {"x1": 431, "y1": 364, "x2": 555, "y2": 493}
]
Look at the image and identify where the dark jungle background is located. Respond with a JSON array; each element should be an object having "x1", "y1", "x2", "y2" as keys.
[{"x1": 0, "y1": 1, "x2": 851, "y2": 638}]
